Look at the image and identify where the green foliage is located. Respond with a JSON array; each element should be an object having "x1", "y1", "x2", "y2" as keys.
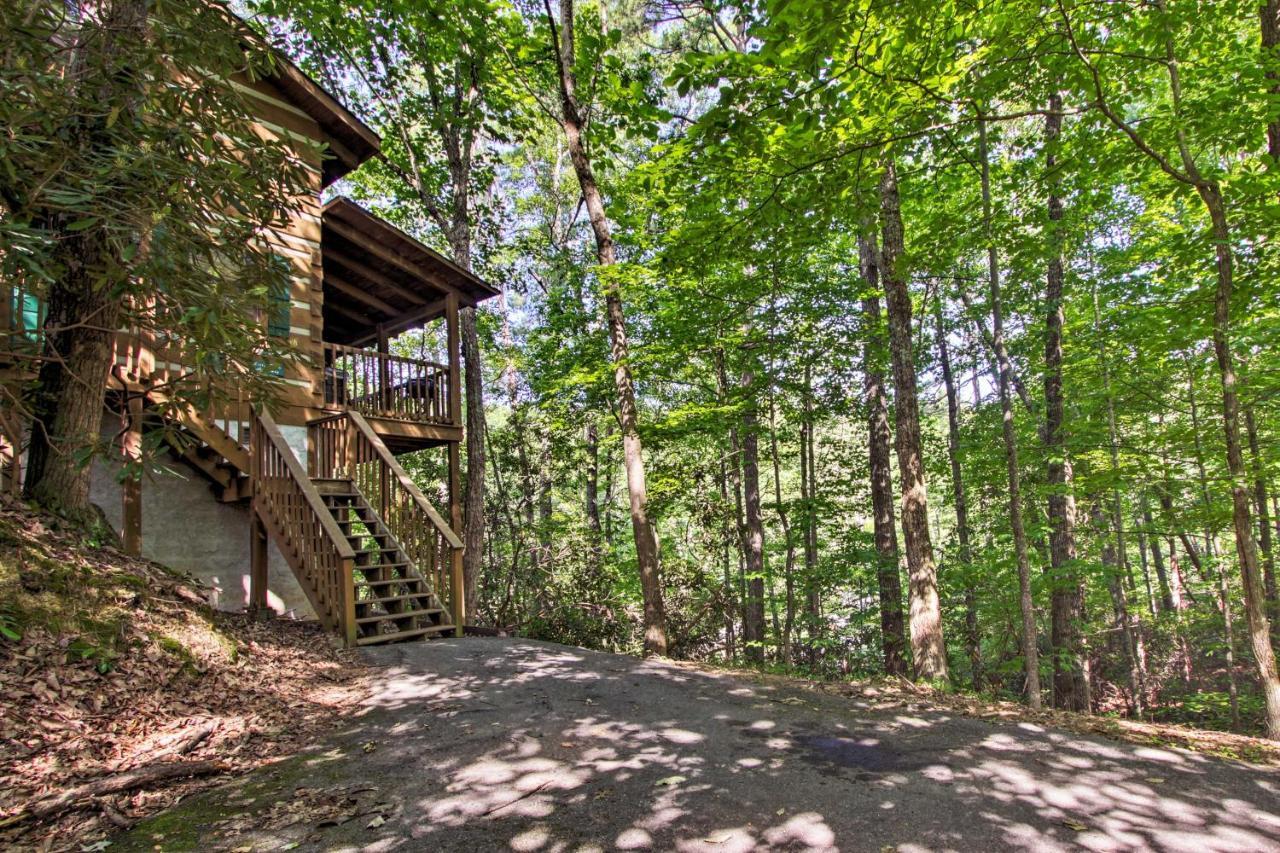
[
  {"x1": 249, "y1": 0, "x2": 1280, "y2": 736},
  {"x1": 0, "y1": 1, "x2": 311, "y2": 441}
]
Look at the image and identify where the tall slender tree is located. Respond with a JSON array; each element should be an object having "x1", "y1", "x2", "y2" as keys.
[
  {"x1": 859, "y1": 231, "x2": 908, "y2": 677},
  {"x1": 978, "y1": 117, "x2": 1041, "y2": 708},
  {"x1": 877, "y1": 161, "x2": 947, "y2": 681},
  {"x1": 544, "y1": 0, "x2": 667, "y2": 655}
]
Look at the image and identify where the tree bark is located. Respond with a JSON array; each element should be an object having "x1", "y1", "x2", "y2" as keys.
[
  {"x1": 800, "y1": 363, "x2": 821, "y2": 662},
  {"x1": 769, "y1": 394, "x2": 797, "y2": 666},
  {"x1": 444, "y1": 221, "x2": 485, "y2": 620},
  {"x1": 1264, "y1": 0, "x2": 1280, "y2": 163},
  {"x1": 24, "y1": 0, "x2": 150, "y2": 521},
  {"x1": 1091, "y1": 500, "x2": 1144, "y2": 716},
  {"x1": 979, "y1": 118, "x2": 1041, "y2": 709},
  {"x1": 547, "y1": 0, "x2": 666, "y2": 654},
  {"x1": 1245, "y1": 407, "x2": 1278, "y2": 636},
  {"x1": 1199, "y1": 185, "x2": 1280, "y2": 738},
  {"x1": 1042, "y1": 94, "x2": 1090, "y2": 713},
  {"x1": 740, "y1": 365, "x2": 767, "y2": 663},
  {"x1": 877, "y1": 161, "x2": 947, "y2": 681},
  {"x1": 1142, "y1": 496, "x2": 1175, "y2": 613},
  {"x1": 858, "y1": 231, "x2": 908, "y2": 677}
]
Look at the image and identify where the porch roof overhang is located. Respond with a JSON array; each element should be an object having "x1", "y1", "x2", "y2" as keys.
[{"x1": 320, "y1": 198, "x2": 500, "y2": 347}]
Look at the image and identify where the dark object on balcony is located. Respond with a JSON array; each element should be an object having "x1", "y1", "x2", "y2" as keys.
[{"x1": 323, "y1": 366, "x2": 349, "y2": 406}]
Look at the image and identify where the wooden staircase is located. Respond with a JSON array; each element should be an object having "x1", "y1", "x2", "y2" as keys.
[
  {"x1": 113, "y1": 366, "x2": 462, "y2": 647},
  {"x1": 158, "y1": 419, "x2": 252, "y2": 504},
  {"x1": 250, "y1": 409, "x2": 464, "y2": 647},
  {"x1": 112, "y1": 369, "x2": 254, "y2": 504},
  {"x1": 319, "y1": 482, "x2": 454, "y2": 644}
]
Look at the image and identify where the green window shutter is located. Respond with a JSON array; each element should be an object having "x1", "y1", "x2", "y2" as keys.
[
  {"x1": 267, "y1": 279, "x2": 290, "y2": 339},
  {"x1": 11, "y1": 289, "x2": 42, "y2": 342}
]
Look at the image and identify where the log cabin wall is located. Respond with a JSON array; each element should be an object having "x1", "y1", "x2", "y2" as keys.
[{"x1": 102, "y1": 70, "x2": 344, "y2": 431}]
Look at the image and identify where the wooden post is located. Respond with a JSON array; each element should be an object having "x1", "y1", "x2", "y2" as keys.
[
  {"x1": 376, "y1": 323, "x2": 391, "y2": 417},
  {"x1": 451, "y1": 545, "x2": 465, "y2": 637},
  {"x1": 121, "y1": 394, "x2": 144, "y2": 557},
  {"x1": 249, "y1": 507, "x2": 269, "y2": 618},
  {"x1": 341, "y1": 554, "x2": 357, "y2": 647},
  {"x1": 445, "y1": 292, "x2": 464, "y2": 634},
  {"x1": 449, "y1": 439, "x2": 464, "y2": 634},
  {"x1": 446, "y1": 293, "x2": 461, "y2": 428}
]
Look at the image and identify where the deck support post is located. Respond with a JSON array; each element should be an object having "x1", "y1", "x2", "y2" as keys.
[
  {"x1": 448, "y1": 439, "x2": 464, "y2": 635},
  {"x1": 446, "y1": 294, "x2": 461, "y2": 428},
  {"x1": 376, "y1": 323, "x2": 391, "y2": 416},
  {"x1": 121, "y1": 393, "x2": 144, "y2": 557},
  {"x1": 249, "y1": 507, "x2": 269, "y2": 619},
  {"x1": 445, "y1": 292, "x2": 464, "y2": 634}
]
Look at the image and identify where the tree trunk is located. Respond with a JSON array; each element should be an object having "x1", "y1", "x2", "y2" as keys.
[
  {"x1": 1091, "y1": 500, "x2": 1144, "y2": 716},
  {"x1": 548, "y1": 0, "x2": 665, "y2": 655},
  {"x1": 858, "y1": 230, "x2": 909, "y2": 677},
  {"x1": 1134, "y1": 506, "x2": 1158, "y2": 617},
  {"x1": 1264, "y1": 0, "x2": 1280, "y2": 164},
  {"x1": 1142, "y1": 496, "x2": 1175, "y2": 613},
  {"x1": 800, "y1": 363, "x2": 821, "y2": 663},
  {"x1": 769, "y1": 395, "x2": 797, "y2": 666},
  {"x1": 24, "y1": 0, "x2": 150, "y2": 521},
  {"x1": 877, "y1": 161, "x2": 947, "y2": 681},
  {"x1": 1157, "y1": 11, "x2": 1280, "y2": 734},
  {"x1": 934, "y1": 300, "x2": 982, "y2": 691},
  {"x1": 584, "y1": 418, "x2": 603, "y2": 580},
  {"x1": 1090, "y1": 282, "x2": 1148, "y2": 713},
  {"x1": 740, "y1": 365, "x2": 767, "y2": 664},
  {"x1": 1245, "y1": 407, "x2": 1278, "y2": 637},
  {"x1": 715, "y1": 350, "x2": 738, "y2": 662},
  {"x1": 446, "y1": 214, "x2": 486, "y2": 622},
  {"x1": 1042, "y1": 94, "x2": 1090, "y2": 713},
  {"x1": 979, "y1": 118, "x2": 1041, "y2": 709},
  {"x1": 1198, "y1": 186, "x2": 1280, "y2": 736}
]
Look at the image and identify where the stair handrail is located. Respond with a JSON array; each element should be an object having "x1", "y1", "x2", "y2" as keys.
[
  {"x1": 251, "y1": 408, "x2": 358, "y2": 645},
  {"x1": 348, "y1": 411, "x2": 462, "y2": 549},
  {"x1": 310, "y1": 410, "x2": 464, "y2": 632}
]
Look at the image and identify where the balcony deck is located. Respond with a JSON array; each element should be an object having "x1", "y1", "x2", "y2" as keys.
[{"x1": 318, "y1": 341, "x2": 460, "y2": 452}]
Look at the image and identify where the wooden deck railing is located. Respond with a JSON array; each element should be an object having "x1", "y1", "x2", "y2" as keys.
[
  {"x1": 310, "y1": 410, "x2": 464, "y2": 632},
  {"x1": 320, "y1": 341, "x2": 452, "y2": 425},
  {"x1": 252, "y1": 409, "x2": 358, "y2": 645}
]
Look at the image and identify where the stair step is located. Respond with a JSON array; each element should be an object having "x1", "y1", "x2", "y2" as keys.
[
  {"x1": 356, "y1": 577, "x2": 426, "y2": 588},
  {"x1": 355, "y1": 608, "x2": 444, "y2": 625},
  {"x1": 357, "y1": 593, "x2": 438, "y2": 606},
  {"x1": 355, "y1": 562, "x2": 410, "y2": 573},
  {"x1": 345, "y1": 529, "x2": 391, "y2": 540},
  {"x1": 355, "y1": 625, "x2": 454, "y2": 646}
]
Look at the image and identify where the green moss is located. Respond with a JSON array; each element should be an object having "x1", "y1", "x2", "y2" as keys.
[{"x1": 155, "y1": 635, "x2": 201, "y2": 677}]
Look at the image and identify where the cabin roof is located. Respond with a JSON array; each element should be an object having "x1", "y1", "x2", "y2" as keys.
[
  {"x1": 216, "y1": 1, "x2": 379, "y2": 185},
  {"x1": 321, "y1": 198, "x2": 500, "y2": 347},
  {"x1": 269, "y1": 55, "x2": 380, "y2": 187}
]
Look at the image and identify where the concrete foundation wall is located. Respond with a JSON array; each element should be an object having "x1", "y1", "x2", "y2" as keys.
[{"x1": 89, "y1": 419, "x2": 316, "y2": 619}]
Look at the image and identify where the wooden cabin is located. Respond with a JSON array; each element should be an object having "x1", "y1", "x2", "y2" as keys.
[{"x1": 0, "y1": 48, "x2": 497, "y2": 647}]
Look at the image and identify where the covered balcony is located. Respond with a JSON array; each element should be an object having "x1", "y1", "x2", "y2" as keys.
[{"x1": 318, "y1": 198, "x2": 497, "y2": 450}]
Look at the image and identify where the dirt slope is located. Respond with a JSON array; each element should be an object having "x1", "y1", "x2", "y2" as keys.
[{"x1": 0, "y1": 499, "x2": 368, "y2": 850}]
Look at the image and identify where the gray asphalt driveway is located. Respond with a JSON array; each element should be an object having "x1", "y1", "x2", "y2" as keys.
[{"x1": 119, "y1": 637, "x2": 1280, "y2": 851}]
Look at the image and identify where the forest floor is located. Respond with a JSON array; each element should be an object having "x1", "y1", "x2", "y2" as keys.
[
  {"x1": 113, "y1": 636, "x2": 1280, "y2": 853},
  {"x1": 0, "y1": 500, "x2": 369, "y2": 851}
]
